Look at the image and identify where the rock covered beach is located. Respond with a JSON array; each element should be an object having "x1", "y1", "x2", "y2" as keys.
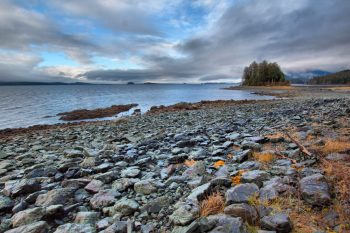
[{"x1": 0, "y1": 93, "x2": 350, "y2": 232}]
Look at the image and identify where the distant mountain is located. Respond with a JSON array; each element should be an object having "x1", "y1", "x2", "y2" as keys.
[
  {"x1": 308, "y1": 70, "x2": 350, "y2": 85},
  {"x1": 0, "y1": 82, "x2": 92, "y2": 86},
  {"x1": 286, "y1": 70, "x2": 332, "y2": 84}
]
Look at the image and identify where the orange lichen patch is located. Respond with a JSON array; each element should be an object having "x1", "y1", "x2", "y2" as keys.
[
  {"x1": 291, "y1": 164, "x2": 304, "y2": 172},
  {"x1": 184, "y1": 159, "x2": 196, "y2": 167},
  {"x1": 231, "y1": 170, "x2": 246, "y2": 185},
  {"x1": 199, "y1": 192, "x2": 225, "y2": 217},
  {"x1": 253, "y1": 152, "x2": 275, "y2": 163},
  {"x1": 231, "y1": 175, "x2": 241, "y2": 185},
  {"x1": 322, "y1": 139, "x2": 350, "y2": 154},
  {"x1": 213, "y1": 160, "x2": 225, "y2": 169}
]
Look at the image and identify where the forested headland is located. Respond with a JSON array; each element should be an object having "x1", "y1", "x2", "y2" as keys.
[{"x1": 308, "y1": 70, "x2": 350, "y2": 85}]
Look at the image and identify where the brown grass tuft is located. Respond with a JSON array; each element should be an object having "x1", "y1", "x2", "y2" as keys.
[
  {"x1": 322, "y1": 159, "x2": 350, "y2": 229},
  {"x1": 253, "y1": 152, "x2": 275, "y2": 163},
  {"x1": 322, "y1": 139, "x2": 350, "y2": 154},
  {"x1": 199, "y1": 192, "x2": 225, "y2": 217}
]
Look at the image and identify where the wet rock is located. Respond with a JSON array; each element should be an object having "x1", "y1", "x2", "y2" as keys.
[
  {"x1": 85, "y1": 179, "x2": 104, "y2": 193},
  {"x1": 169, "y1": 201, "x2": 199, "y2": 226},
  {"x1": 260, "y1": 213, "x2": 292, "y2": 233},
  {"x1": 94, "y1": 171, "x2": 118, "y2": 184},
  {"x1": 25, "y1": 166, "x2": 57, "y2": 178},
  {"x1": 241, "y1": 170, "x2": 271, "y2": 188},
  {"x1": 141, "y1": 196, "x2": 170, "y2": 214},
  {"x1": 299, "y1": 174, "x2": 331, "y2": 206},
  {"x1": 103, "y1": 221, "x2": 128, "y2": 233},
  {"x1": 121, "y1": 167, "x2": 140, "y2": 178},
  {"x1": 232, "y1": 150, "x2": 252, "y2": 163},
  {"x1": 96, "y1": 217, "x2": 113, "y2": 231},
  {"x1": 4, "y1": 179, "x2": 41, "y2": 197},
  {"x1": 206, "y1": 214, "x2": 247, "y2": 233},
  {"x1": 0, "y1": 195, "x2": 15, "y2": 212},
  {"x1": 241, "y1": 141, "x2": 262, "y2": 151},
  {"x1": 168, "y1": 155, "x2": 188, "y2": 164},
  {"x1": 187, "y1": 183, "x2": 211, "y2": 203},
  {"x1": 224, "y1": 203, "x2": 258, "y2": 224},
  {"x1": 61, "y1": 179, "x2": 91, "y2": 189},
  {"x1": 134, "y1": 180, "x2": 157, "y2": 195},
  {"x1": 238, "y1": 161, "x2": 261, "y2": 170},
  {"x1": 54, "y1": 223, "x2": 96, "y2": 233},
  {"x1": 11, "y1": 207, "x2": 46, "y2": 227},
  {"x1": 5, "y1": 221, "x2": 48, "y2": 233},
  {"x1": 64, "y1": 149, "x2": 84, "y2": 158},
  {"x1": 12, "y1": 199, "x2": 28, "y2": 213},
  {"x1": 90, "y1": 189, "x2": 120, "y2": 209},
  {"x1": 26, "y1": 190, "x2": 48, "y2": 204},
  {"x1": 226, "y1": 183, "x2": 259, "y2": 204},
  {"x1": 112, "y1": 178, "x2": 140, "y2": 192},
  {"x1": 226, "y1": 132, "x2": 240, "y2": 141},
  {"x1": 113, "y1": 198, "x2": 139, "y2": 216},
  {"x1": 74, "y1": 212, "x2": 100, "y2": 225},
  {"x1": 35, "y1": 188, "x2": 76, "y2": 207}
]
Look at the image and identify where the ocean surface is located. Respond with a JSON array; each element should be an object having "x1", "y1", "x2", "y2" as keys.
[{"x1": 0, "y1": 84, "x2": 274, "y2": 129}]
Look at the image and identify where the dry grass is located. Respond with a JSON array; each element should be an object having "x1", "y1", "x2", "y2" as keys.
[
  {"x1": 324, "y1": 86, "x2": 350, "y2": 91},
  {"x1": 184, "y1": 159, "x2": 196, "y2": 167},
  {"x1": 199, "y1": 191, "x2": 225, "y2": 217},
  {"x1": 322, "y1": 159, "x2": 350, "y2": 231},
  {"x1": 213, "y1": 160, "x2": 225, "y2": 169},
  {"x1": 253, "y1": 152, "x2": 275, "y2": 163},
  {"x1": 322, "y1": 139, "x2": 350, "y2": 154}
]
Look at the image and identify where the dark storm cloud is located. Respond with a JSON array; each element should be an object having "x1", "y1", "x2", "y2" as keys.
[{"x1": 79, "y1": 68, "x2": 200, "y2": 83}]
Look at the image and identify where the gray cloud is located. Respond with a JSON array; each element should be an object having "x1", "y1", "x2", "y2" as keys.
[{"x1": 1, "y1": 0, "x2": 350, "y2": 83}]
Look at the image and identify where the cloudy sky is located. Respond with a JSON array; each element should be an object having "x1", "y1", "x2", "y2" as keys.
[{"x1": 1, "y1": 0, "x2": 349, "y2": 83}]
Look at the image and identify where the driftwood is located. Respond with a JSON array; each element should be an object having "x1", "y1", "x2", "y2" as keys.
[
  {"x1": 284, "y1": 132, "x2": 313, "y2": 156},
  {"x1": 275, "y1": 151, "x2": 297, "y2": 164}
]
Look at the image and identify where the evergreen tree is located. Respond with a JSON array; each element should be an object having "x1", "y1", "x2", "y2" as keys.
[{"x1": 242, "y1": 61, "x2": 288, "y2": 86}]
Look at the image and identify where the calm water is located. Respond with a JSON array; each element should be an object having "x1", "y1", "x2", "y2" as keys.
[{"x1": 0, "y1": 84, "x2": 274, "y2": 129}]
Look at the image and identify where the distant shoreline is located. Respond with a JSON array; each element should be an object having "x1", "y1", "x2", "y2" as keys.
[{"x1": 0, "y1": 82, "x2": 238, "y2": 86}]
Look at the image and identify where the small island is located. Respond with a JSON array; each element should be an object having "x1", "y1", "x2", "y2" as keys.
[{"x1": 242, "y1": 61, "x2": 289, "y2": 86}]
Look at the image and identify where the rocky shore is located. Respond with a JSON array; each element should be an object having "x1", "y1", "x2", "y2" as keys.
[{"x1": 0, "y1": 92, "x2": 350, "y2": 232}]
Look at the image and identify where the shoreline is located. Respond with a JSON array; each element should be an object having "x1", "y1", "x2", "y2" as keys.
[
  {"x1": 0, "y1": 99, "x2": 277, "y2": 141},
  {"x1": 0, "y1": 91, "x2": 349, "y2": 232}
]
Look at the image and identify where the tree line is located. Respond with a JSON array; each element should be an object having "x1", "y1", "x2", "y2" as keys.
[
  {"x1": 242, "y1": 61, "x2": 289, "y2": 86},
  {"x1": 308, "y1": 70, "x2": 350, "y2": 85}
]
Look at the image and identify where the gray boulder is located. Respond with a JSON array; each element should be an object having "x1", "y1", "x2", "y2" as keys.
[
  {"x1": 90, "y1": 189, "x2": 120, "y2": 209},
  {"x1": 134, "y1": 180, "x2": 157, "y2": 195},
  {"x1": 54, "y1": 223, "x2": 96, "y2": 233},
  {"x1": 241, "y1": 170, "x2": 271, "y2": 187},
  {"x1": 0, "y1": 195, "x2": 15, "y2": 212},
  {"x1": 207, "y1": 214, "x2": 247, "y2": 233},
  {"x1": 260, "y1": 213, "x2": 292, "y2": 233},
  {"x1": 4, "y1": 179, "x2": 41, "y2": 197},
  {"x1": 113, "y1": 198, "x2": 139, "y2": 216},
  {"x1": 226, "y1": 183, "x2": 259, "y2": 204},
  {"x1": 169, "y1": 201, "x2": 199, "y2": 226},
  {"x1": 4, "y1": 221, "x2": 48, "y2": 233},
  {"x1": 299, "y1": 174, "x2": 331, "y2": 206},
  {"x1": 224, "y1": 203, "x2": 258, "y2": 224}
]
